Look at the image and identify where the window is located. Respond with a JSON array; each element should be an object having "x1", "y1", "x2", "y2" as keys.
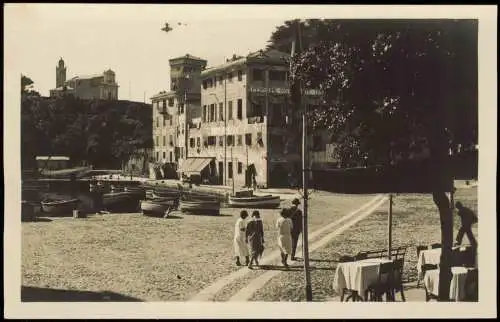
[
  {"x1": 214, "y1": 104, "x2": 217, "y2": 122},
  {"x1": 269, "y1": 70, "x2": 287, "y2": 81},
  {"x1": 245, "y1": 133, "x2": 252, "y2": 146},
  {"x1": 170, "y1": 118, "x2": 173, "y2": 126},
  {"x1": 228, "y1": 101, "x2": 233, "y2": 120},
  {"x1": 168, "y1": 98, "x2": 175, "y2": 107},
  {"x1": 156, "y1": 152, "x2": 159, "y2": 160},
  {"x1": 257, "y1": 132, "x2": 264, "y2": 147},
  {"x1": 228, "y1": 162, "x2": 233, "y2": 179},
  {"x1": 163, "y1": 151, "x2": 166, "y2": 159},
  {"x1": 218, "y1": 76, "x2": 223, "y2": 86},
  {"x1": 237, "y1": 70, "x2": 243, "y2": 81},
  {"x1": 219, "y1": 103, "x2": 224, "y2": 121},
  {"x1": 196, "y1": 137, "x2": 201, "y2": 147},
  {"x1": 202, "y1": 80, "x2": 207, "y2": 89},
  {"x1": 190, "y1": 138, "x2": 195, "y2": 148},
  {"x1": 163, "y1": 117, "x2": 166, "y2": 126},
  {"x1": 169, "y1": 151, "x2": 173, "y2": 162},
  {"x1": 213, "y1": 77, "x2": 217, "y2": 88},
  {"x1": 203, "y1": 105, "x2": 207, "y2": 122},
  {"x1": 179, "y1": 103, "x2": 184, "y2": 114},
  {"x1": 238, "y1": 162, "x2": 243, "y2": 174},
  {"x1": 180, "y1": 147, "x2": 184, "y2": 159},
  {"x1": 218, "y1": 136, "x2": 224, "y2": 147},
  {"x1": 237, "y1": 99, "x2": 243, "y2": 120},
  {"x1": 252, "y1": 69, "x2": 264, "y2": 81},
  {"x1": 210, "y1": 104, "x2": 215, "y2": 122},
  {"x1": 237, "y1": 135, "x2": 242, "y2": 146},
  {"x1": 169, "y1": 135, "x2": 173, "y2": 145},
  {"x1": 156, "y1": 136, "x2": 159, "y2": 146},
  {"x1": 227, "y1": 135, "x2": 234, "y2": 146},
  {"x1": 227, "y1": 72, "x2": 234, "y2": 82},
  {"x1": 162, "y1": 100, "x2": 167, "y2": 108},
  {"x1": 163, "y1": 136, "x2": 166, "y2": 146},
  {"x1": 156, "y1": 117, "x2": 159, "y2": 127},
  {"x1": 207, "y1": 136, "x2": 216, "y2": 146}
]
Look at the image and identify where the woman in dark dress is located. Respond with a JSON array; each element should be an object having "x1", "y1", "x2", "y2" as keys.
[{"x1": 246, "y1": 210, "x2": 265, "y2": 269}]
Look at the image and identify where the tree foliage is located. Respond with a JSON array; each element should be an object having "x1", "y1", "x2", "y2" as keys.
[
  {"x1": 269, "y1": 19, "x2": 477, "y2": 167},
  {"x1": 21, "y1": 86, "x2": 153, "y2": 169}
]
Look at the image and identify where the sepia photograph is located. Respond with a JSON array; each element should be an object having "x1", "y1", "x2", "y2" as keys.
[{"x1": 4, "y1": 3, "x2": 497, "y2": 319}]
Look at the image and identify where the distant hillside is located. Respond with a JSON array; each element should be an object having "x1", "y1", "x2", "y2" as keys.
[{"x1": 21, "y1": 94, "x2": 153, "y2": 169}]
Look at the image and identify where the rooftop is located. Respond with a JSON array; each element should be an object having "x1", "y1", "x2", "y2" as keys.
[
  {"x1": 169, "y1": 54, "x2": 207, "y2": 63},
  {"x1": 202, "y1": 49, "x2": 290, "y2": 76}
]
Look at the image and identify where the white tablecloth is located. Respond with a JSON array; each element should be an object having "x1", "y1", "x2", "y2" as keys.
[
  {"x1": 333, "y1": 258, "x2": 392, "y2": 298},
  {"x1": 417, "y1": 246, "x2": 470, "y2": 279},
  {"x1": 423, "y1": 266, "x2": 471, "y2": 301}
]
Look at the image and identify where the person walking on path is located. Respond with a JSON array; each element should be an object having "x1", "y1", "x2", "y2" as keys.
[
  {"x1": 234, "y1": 210, "x2": 250, "y2": 266},
  {"x1": 276, "y1": 208, "x2": 293, "y2": 267},
  {"x1": 455, "y1": 201, "x2": 478, "y2": 248},
  {"x1": 289, "y1": 198, "x2": 303, "y2": 261},
  {"x1": 246, "y1": 210, "x2": 265, "y2": 269}
]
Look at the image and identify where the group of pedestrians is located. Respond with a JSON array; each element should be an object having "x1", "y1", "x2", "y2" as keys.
[{"x1": 233, "y1": 198, "x2": 303, "y2": 269}]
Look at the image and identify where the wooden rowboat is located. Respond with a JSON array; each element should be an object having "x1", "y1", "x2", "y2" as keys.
[
  {"x1": 228, "y1": 193, "x2": 281, "y2": 209},
  {"x1": 102, "y1": 191, "x2": 141, "y2": 210},
  {"x1": 41, "y1": 198, "x2": 80, "y2": 215},
  {"x1": 179, "y1": 198, "x2": 221, "y2": 216},
  {"x1": 140, "y1": 198, "x2": 178, "y2": 217}
]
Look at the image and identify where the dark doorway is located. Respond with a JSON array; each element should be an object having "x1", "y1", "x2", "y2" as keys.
[
  {"x1": 269, "y1": 163, "x2": 290, "y2": 188},
  {"x1": 218, "y1": 161, "x2": 224, "y2": 185}
]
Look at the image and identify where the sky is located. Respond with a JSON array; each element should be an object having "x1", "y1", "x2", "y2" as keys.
[{"x1": 6, "y1": 4, "x2": 297, "y2": 102}]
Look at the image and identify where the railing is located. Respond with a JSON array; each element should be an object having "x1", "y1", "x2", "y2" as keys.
[{"x1": 247, "y1": 116, "x2": 264, "y2": 124}]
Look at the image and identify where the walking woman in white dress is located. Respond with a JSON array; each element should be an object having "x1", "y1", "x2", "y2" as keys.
[
  {"x1": 276, "y1": 208, "x2": 293, "y2": 267},
  {"x1": 234, "y1": 210, "x2": 250, "y2": 266}
]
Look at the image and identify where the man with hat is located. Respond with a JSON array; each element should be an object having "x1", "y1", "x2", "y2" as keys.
[{"x1": 289, "y1": 198, "x2": 303, "y2": 261}]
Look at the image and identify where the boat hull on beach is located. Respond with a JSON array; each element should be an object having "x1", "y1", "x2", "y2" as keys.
[
  {"x1": 41, "y1": 198, "x2": 80, "y2": 215},
  {"x1": 140, "y1": 198, "x2": 177, "y2": 217},
  {"x1": 228, "y1": 194, "x2": 281, "y2": 209},
  {"x1": 179, "y1": 199, "x2": 221, "y2": 216},
  {"x1": 102, "y1": 192, "x2": 141, "y2": 211}
]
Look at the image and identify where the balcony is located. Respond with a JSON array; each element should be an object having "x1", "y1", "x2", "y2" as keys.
[{"x1": 247, "y1": 116, "x2": 264, "y2": 124}]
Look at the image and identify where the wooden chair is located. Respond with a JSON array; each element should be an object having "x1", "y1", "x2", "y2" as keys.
[
  {"x1": 464, "y1": 268, "x2": 478, "y2": 302},
  {"x1": 392, "y1": 245, "x2": 407, "y2": 260},
  {"x1": 366, "y1": 261, "x2": 395, "y2": 301},
  {"x1": 390, "y1": 258, "x2": 406, "y2": 301},
  {"x1": 422, "y1": 264, "x2": 439, "y2": 301},
  {"x1": 430, "y1": 243, "x2": 442, "y2": 249}
]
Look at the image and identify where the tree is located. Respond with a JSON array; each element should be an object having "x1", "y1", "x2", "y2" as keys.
[{"x1": 270, "y1": 19, "x2": 478, "y2": 301}]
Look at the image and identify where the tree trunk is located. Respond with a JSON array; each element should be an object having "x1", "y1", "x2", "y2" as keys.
[{"x1": 432, "y1": 191, "x2": 453, "y2": 301}]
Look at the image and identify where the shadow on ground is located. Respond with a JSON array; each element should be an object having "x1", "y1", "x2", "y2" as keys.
[
  {"x1": 21, "y1": 286, "x2": 143, "y2": 302},
  {"x1": 22, "y1": 217, "x2": 53, "y2": 223}
]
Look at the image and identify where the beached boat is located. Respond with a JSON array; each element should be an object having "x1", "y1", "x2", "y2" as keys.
[
  {"x1": 124, "y1": 186, "x2": 146, "y2": 197},
  {"x1": 151, "y1": 189, "x2": 181, "y2": 200},
  {"x1": 41, "y1": 198, "x2": 80, "y2": 215},
  {"x1": 102, "y1": 191, "x2": 141, "y2": 210},
  {"x1": 179, "y1": 198, "x2": 221, "y2": 216},
  {"x1": 228, "y1": 191, "x2": 281, "y2": 209},
  {"x1": 140, "y1": 198, "x2": 178, "y2": 217}
]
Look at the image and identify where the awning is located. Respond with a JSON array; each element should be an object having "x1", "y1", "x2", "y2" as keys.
[{"x1": 182, "y1": 158, "x2": 213, "y2": 174}]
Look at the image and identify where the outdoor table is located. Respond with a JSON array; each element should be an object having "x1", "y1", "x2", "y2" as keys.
[
  {"x1": 333, "y1": 257, "x2": 393, "y2": 301},
  {"x1": 417, "y1": 246, "x2": 471, "y2": 280},
  {"x1": 423, "y1": 266, "x2": 473, "y2": 301}
]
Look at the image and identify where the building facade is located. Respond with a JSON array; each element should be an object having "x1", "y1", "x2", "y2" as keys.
[
  {"x1": 49, "y1": 58, "x2": 119, "y2": 100},
  {"x1": 151, "y1": 50, "x2": 337, "y2": 188},
  {"x1": 150, "y1": 54, "x2": 207, "y2": 179}
]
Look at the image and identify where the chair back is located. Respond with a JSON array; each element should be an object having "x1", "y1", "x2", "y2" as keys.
[
  {"x1": 377, "y1": 261, "x2": 395, "y2": 286},
  {"x1": 366, "y1": 249, "x2": 387, "y2": 259},
  {"x1": 338, "y1": 255, "x2": 355, "y2": 263},
  {"x1": 392, "y1": 258, "x2": 405, "y2": 284},
  {"x1": 430, "y1": 243, "x2": 442, "y2": 249},
  {"x1": 416, "y1": 245, "x2": 428, "y2": 258},
  {"x1": 354, "y1": 252, "x2": 368, "y2": 260},
  {"x1": 464, "y1": 268, "x2": 478, "y2": 301},
  {"x1": 421, "y1": 263, "x2": 438, "y2": 277},
  {"x1": 392, "y1": 246, "x2": 407, "y2": 260}
]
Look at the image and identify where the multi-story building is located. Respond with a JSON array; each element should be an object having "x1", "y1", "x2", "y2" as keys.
[
  {"x1": 49, "y1": 58, "x2": 119, "y2": 100},
  {"x1": 150, "y1": 54, "x2": 207, "y2": 179},
  {"x1": 187, "y1": 49, "x2": 334, "y2": 188}
]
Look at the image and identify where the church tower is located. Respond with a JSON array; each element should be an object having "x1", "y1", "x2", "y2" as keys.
[{"x1": 56, "y1": 58, "x2": 66, "y2": 88}]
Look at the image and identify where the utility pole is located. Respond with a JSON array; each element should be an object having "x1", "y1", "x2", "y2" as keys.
[{"x1": 297, "y1": 20, "x2": 313, "y2": 302}]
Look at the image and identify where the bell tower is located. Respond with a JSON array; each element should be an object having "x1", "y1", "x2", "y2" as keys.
[{"x1": 56, "y1": 58, "x2": 66, "y2": 88}]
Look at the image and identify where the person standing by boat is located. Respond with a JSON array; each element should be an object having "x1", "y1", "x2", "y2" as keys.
[
  {"x1": 234, "y1": 210, "x2": 250, "y2": 266},
  {"x1": 276, "y1": 208, "x2": 293, "y2": 267},
  {"x1": 289, "y1": 198, "x2": 303, "y2": 261},
  {"x1": 246, "y1": 210, "x2": 265, "y2": 269}
]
